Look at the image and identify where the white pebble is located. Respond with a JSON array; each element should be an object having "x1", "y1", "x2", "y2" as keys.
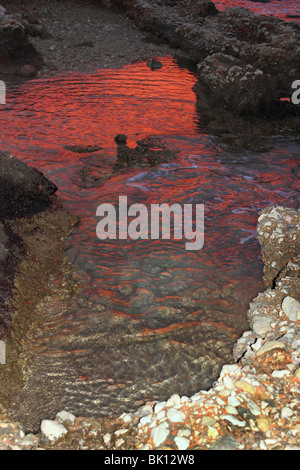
[
  {"x1": 41, "y1": 420, "x2": 68, "y2": 443},
  {"x1": 166, "y1": 394, "x2": 181, "y2": 407},
  {"x1": 166, "y1": 408, "x2": 186, "y2": 423},
  {"x1": 55, "y1": 411, "x2": 76, "y2": 427},
  {"x1": 281, "y1": 407, "x2": 294, "y2": 419},
  {"x1": 151, "y1": 422, "x2": 170, "y2": 448},
  {"x1": 174, "y1": 436, "x2": 190, "y2": 450}
]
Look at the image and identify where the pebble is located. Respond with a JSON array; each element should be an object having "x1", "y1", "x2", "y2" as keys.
[
  {"x1": 154, "y1": 402, "x2": 166, "y2": 414},
  {"x1": 115, "y1": 438, "x2": 125, "y2": 448},
  {"x1": 166, "y1": 409, "x2": 186, "y2": 423},
  {"x1": 211, "y1": 434, "x2": 240, "y2": 450},
  {"x1": 174, "y1": 436, "x2": 190, "y2": 450},
  {"x1": 55, "y1": 411, "x2": 76, "y2": 427},
  {"x1": 257, "y1": 417, "x2": 270, "y2": 432},
  {"x1": 103, "y1": 433, "x2": 111, "y2": 445},
  {"x1": 256, "y1": 340, "x2": 286, "y2": 356},
  {"x1": 235, "y1": 380, "x2": 256, "y2": 394},
  {"x1": 40, "y1": 420, "x2": 68, "y2": 443},
  {"x1": 282, "y1": 297, "x2": 300, "y2": 321},
  {"x1": 247, "y1": 401, "x2": 261, "y2": 416},
  {"x1": 252, "y1": 316, "x2": 272, "y2": 337},
  {"x1": 220, "y1": 415, "x2": 247, "y2": 427},
  {"x1": 225, "y1": 405, "x2": 238, "y2": 415},
  {"x1": 166, "y1": 394, "x2": 181, "y2": 407},
  {"x1": 202, "y1": 416, "x2": 217, "y2": 427},
  {"x1": 228, "y1": 396, "x2": 241, "y2": 407},
  {"x1": 122, "y1": 413, "x2": 132, "y2": 424},
  {"x1": 281, "y1": 407, "x2": 294, "y2": 419},
  {"x1": 151, "y1": 422, "x2": 169, "y2": 448}
]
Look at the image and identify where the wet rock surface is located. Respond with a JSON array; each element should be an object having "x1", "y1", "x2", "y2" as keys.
[
  {"x1": 0, "y1": 151, "x2": 59, "y2": 340},
  {"x1": 0, "y1": 7, "x2": 43, "y2": 76},
  {"x1": 0, "y1": 222, "x2": 23, "y2": 339},
  {"x1": 256, "y1": 206, "x2": 300, "y2": 290},
  {"x1": 79, "y1": 136, "x2": 177, "y2": 187},
  {"x1": 196, "y1": 52, "x2": 276, "y2": 115},
  {"x1": 0, "y1": 151, "x2": 77, "y2": 431},
  {"x1": 0, "y1": 151, "x2": 57, "y2": 219}
]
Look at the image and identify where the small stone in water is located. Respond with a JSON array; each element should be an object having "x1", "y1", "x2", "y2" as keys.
[
  {"x1": 41, "y1": 420, "x2": 68, "y2": 443},
  {"x1": 55, "y1": 410, "x2": 76, "y2": 427}
]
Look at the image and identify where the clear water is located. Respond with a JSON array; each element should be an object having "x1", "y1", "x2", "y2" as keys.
[{"x1": 0, "y1": 3, "x2": 299, "y2": 421}]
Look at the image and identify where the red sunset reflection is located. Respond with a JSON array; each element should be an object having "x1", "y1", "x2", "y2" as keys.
[
  {"x1": 215, "y1": 0, "x2": 300, "y2": 23},
  {"x1": 0, "y1": 54, "x2": 299, "y2": 417}
]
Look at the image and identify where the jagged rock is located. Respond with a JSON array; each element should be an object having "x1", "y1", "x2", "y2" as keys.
[
  {"x1": 256, "y1": 207, "x2": 300, "y2": 288},
  {"x1": 196, "y1": 53, "x2": 276, "y2": 114},
  {"x1": 147, "y1": 58, "x2": 163, "y2": 69},
  {"x1": 0, "y1": 221, "x2": 23, "y2": 338},
  {"x1": 104, "y1": 0, "x2": 299, "y2": 124},
  {"x1": 178, "y1": 0, "x2": 218, "y2": 19},
  {"x1": 0, "y1": 11, "x2": 42, "y2": 72},
  {"x1": 0, "y1": 151, "x2": 57, "y2": 219},
  {"x1": 0, "y1": 151, "x2": 59, "y2": 338}
]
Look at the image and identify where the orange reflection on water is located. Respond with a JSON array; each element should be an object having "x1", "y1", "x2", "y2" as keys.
[
  {"x1": 214, "y1": 0, "x2": 300, "y2": 23},
  {"x1": 2, "y1": 57, "x2": 199, "y2": 172}
]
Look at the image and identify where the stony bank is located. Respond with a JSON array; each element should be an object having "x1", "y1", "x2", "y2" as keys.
[{"x1": 0, "y1": 0, "x2": 299, "y2": 451}]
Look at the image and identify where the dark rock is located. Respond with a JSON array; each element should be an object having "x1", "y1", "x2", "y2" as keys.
[
  {"x1": 0, "y1": 151, "x2": 57, "y2": 219},
  {"x1": 147, "y1": 58, "x2": 163, "y2": 69},
  {"x1": 0, "y1": 221, "x2": 23, "y2": 338},
  {"x1": 64, "y1": 144, "x2": 102, "y2": 153},
  {"x1": 196, "y1": 53, "x2": 276, "y2": 115},
  {"x1": 20, "y1": 64, "x2": 38, "y2": 78},
  {"x1": 106, "y1": 0, "x2": 299, "y2": 130},
  {"x1": 178, "y1": 0, "x2": 218, "y2": 19},
  {"x1": 114, "y1": 134, "x2": 128, "y2": 144},
  {"x1": 0, "y1": 12, "x2": 42, "y2": 72}
]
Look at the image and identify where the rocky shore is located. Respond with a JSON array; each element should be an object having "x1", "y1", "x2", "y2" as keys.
[
  {"x1": 1, "y1": 0, "x2": 299, "y2": 143},
  {"x1": 96, "y1": 0, "x2": 300, "y2": 140},
  {"x1": 0, "y1": 204, "x2": 298, "y2": 450},
  {"x1": 0, "y1": 0, "x2": 299, "y2": 451}
]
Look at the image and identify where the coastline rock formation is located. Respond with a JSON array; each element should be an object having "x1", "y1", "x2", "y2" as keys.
[
  {"x1": 0, "y1": 152, "x2": 58, "y2": 339},
  {"x1": 0, "y1": 151, "x2": 57, "y2": 220},
  {"x1": 0, "y1": 5, "x2": 43, "y2": 75},
  {"x1": 100, "y1": 0, "x2": 300, "y2": 134},
  {"x1": 0, "y1": 152, "x2": 77, "y2": 433}
]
